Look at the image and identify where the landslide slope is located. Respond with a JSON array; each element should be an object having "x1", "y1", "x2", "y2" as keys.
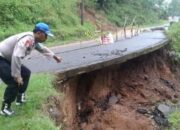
[{"x1": 50, "y1": 47, "x2": 180, "y2": 130}]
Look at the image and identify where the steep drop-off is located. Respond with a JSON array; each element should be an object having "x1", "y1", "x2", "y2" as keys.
[{"x1": 47, "y1": 47, "x2": 180, "y2": 130}]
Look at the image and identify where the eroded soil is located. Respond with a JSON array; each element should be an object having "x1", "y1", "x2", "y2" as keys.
[{"x1": 46, "y1": 48, "x2": 180, "y2": 130}]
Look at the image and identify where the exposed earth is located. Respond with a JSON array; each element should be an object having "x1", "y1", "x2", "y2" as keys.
[{"x1": 45, "y1": 47, "x2": 180, "y2": 130}]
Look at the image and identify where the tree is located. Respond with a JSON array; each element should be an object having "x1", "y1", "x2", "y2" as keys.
[
  {"x1": 85, "y1": 0, "x2": 168, "y2": 26},
  {"x1": 168, "y1": 0, "x2": 180, "y2": 16}
]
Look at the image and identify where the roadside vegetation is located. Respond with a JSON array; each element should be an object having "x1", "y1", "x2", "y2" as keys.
[
  {"x1": 85, "y1": 0, "x2": 168, "y2": 26},
  {"x1": 0, "y1": 0, "x2": 177, "y2": 46},
  {"x1": 0, "y1": 73, "x2": 59, "y2": 130},
  {"x1": 166, "y1": 23, "x2": 180, "y2": 130},
  {"x1": 0, "y1": 0, "x2": 95, "y2": 46},
  {"x1": 167, "y1": 23, "x2": 180, "y2": 62},
  {"x1": 168, "y1": 110, "x2": 180, "y2": 130}
]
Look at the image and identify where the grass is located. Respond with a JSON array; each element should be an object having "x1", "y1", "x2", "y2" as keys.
[
  {"x1": 167, "y1": 23, "x2": 180, "y2": 51},
  {"x1": 168, "y1": 109, "x2": 180, "y2": 130},
  {"x1": 0, "y1": 73, "x2": 59, "y2": 130},
  {"x1": 166, "y1": 22, "x2": 180, "y2": 63},
  {"x1": 0, "y1": 0, "x2": 96, "y2": 43},
  {"x1": 166, "y1": 23, "x2": 180, "y2": 130}
]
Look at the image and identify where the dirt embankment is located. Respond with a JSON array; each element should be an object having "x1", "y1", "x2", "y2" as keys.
[{"x1": 46, "y1": 48, "x2": 180, "y2": 130}]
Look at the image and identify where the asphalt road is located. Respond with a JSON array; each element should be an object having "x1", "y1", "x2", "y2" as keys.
[{"x1": 23, "y1": 30, "x2": 168, "y2": 79}]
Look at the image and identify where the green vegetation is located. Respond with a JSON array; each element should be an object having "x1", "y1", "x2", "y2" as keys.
[
  {"x1": 166, "y1": 23, "x2": 180, "y2": 130},
  {"x1": 0, "y1": 0, "x2": 175, "y2": 46},
  {"x1": 0, "y1": 0, "x2": 95, "y2": 45},
  {"x1": 167, "y1": 23, "x2": 180, "y2": 52},
  {"x1": 167, "y1": 23, "x2": 180, "y2": 61},
  {"x1": 168, "y1": 0, "x2": 180, "y2": 16},
  {"x1": 85, "y1": 0, "x2": 168, "y2": 27},
  {"x1": 0, "y1": 73, "x2": 59, "y2": 130},
  {"x1": 168, "y1": 109, "x2": 180, "y2": 130}
]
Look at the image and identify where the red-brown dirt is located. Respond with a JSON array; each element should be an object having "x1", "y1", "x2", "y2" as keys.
[
  {"x1": 83, "y1": 7, "x2": 116, "y2": 32},
  {"x1": 47, "y1": 48, "x2": 180, "y2": 130}
]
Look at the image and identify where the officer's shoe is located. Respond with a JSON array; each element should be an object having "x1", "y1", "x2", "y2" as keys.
[
  {"x1": 0, "y1": 103, "x2": 14, "y2": 116},
  {"x1": 16, "y1": 93, "x2": 26, "y2": 106}
]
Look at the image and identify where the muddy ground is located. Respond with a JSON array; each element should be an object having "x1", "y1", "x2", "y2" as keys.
[{"x1": 45, "y1": 48, "x2": 180, "y2": 130}]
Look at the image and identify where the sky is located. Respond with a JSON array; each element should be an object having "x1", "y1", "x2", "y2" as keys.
[{"x1": 164, "y1": 0, "x2": 172, "y2": 4}]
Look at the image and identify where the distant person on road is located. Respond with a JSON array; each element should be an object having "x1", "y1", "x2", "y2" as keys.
[{"x1": 0, "y1": 22, "x2": 62, "y2": 116}]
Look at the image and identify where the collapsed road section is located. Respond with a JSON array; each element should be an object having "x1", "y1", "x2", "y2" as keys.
[
  {"x1": 24, "y1": 30, "x2": 168, "y2": 80},
  {"x1": 52, "y1": 48, "x2": 180, "y2": 130},
  {"x1": 24, "y1": 30, "x2": 179, "y2": 130}
]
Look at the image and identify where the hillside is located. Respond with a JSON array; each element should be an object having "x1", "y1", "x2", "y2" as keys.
[
  {"x1": 85, "y1": 0, "x2": 166, "y2": 27},
  {"x1": 0, "y1": 0, "x2": 168, "y2": 45},
  {"x1": 0, "y1": 0, "x2": 95, "y2": 44}
]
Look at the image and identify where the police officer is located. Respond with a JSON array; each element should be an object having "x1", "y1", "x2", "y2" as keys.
[{"x1": 0, "y1": 22, "x2": 61, "y2": 116}]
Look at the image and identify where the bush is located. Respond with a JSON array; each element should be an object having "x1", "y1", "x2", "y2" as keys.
[
  {"x1": 168, "y1": 110, "x2": 180, "y2": 130},
  {"x1": 167, "y1": 23, "x2": 180, "y2": 52},
  {"x1": 166, "y1": 23, "x2": 180, "y2": 64},
  {"x1": 85, "y1": 0, "x2": 161, "y2": 27}
]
